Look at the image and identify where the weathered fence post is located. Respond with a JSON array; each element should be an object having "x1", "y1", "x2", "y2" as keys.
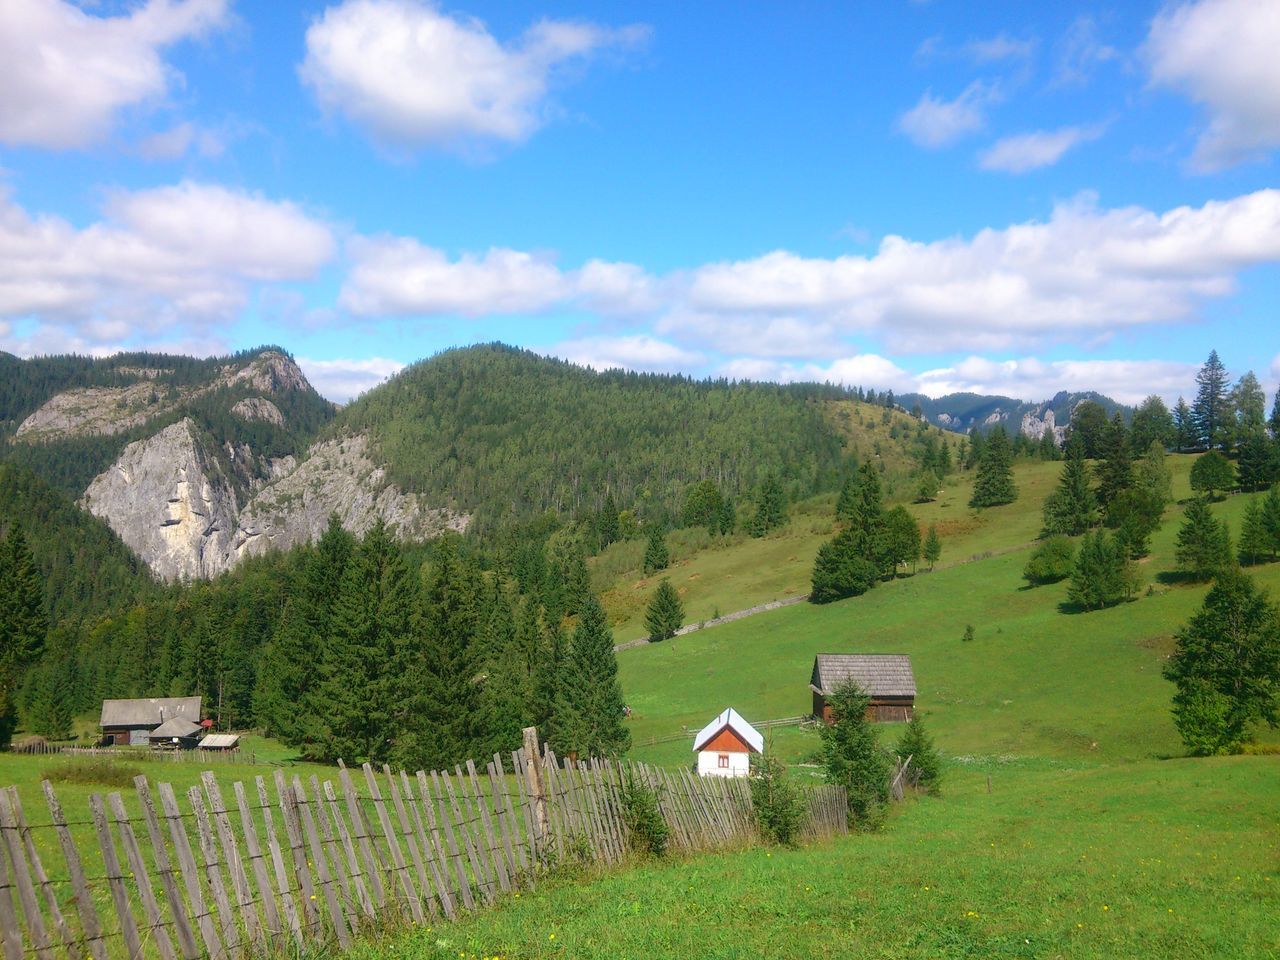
[{"x1": 521, "y1": 727, "x2": 549, "y2": 856}]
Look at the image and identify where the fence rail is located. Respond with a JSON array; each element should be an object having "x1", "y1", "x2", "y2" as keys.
[
  {"x1": 8, "y1": 743, "x2": 262, "y2": 765},
  {"x1": 0, "y1": 726, "x2": 855, "y2": 959}
]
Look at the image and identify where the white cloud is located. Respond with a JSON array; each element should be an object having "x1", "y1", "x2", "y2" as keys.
[
  {"x1": 897, "y1": 81, "x2": 999, "y2": 148},
  {"x1": 340, "y1": 235, "x2": 660, "y2": 318},
  {"x1": 719, "y1": 354, "x2": 913, "y2": 391},
  {"x1": 0, "y1": 0, "x2": 228, "y2": 150},
  {"x1": 914, "y1": 357, "x2": 1197, "y2": 405},
  {"x1": 300, "y1": 0, "x2": 647, "y2": 151},
  {"x1": 1054, "y1": 16, "x2": 1119, "y2": 88},
  {"x1": 296, "y1": 356, "x2": 405, "y2": 403},
  {"x1": 979, "y1": 124, "x2": 1105, "y2": 173},
  {"x1": 1146, "y1": 0, "x2": 1280, "y2": 170},
  {"x1": 681, "y1": 189, "x2": 1280, "y2": 354},
  {"x1": 964, "y1": 34, "x2": 1036, "y2": 63},
  {"x1": 550, "y1": 335, "x2": 703, "y2": 375},
  {"x1": 137, "y1": 122, "x2": 226, "y2": 161},
  {"x1": 0, "y1": 181, "x2": 335, "y2": 343}
]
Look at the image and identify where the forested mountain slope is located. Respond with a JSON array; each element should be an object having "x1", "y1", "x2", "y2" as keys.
[{"x1": 336, "y1": 344, "x2": 954, "y2": 533}]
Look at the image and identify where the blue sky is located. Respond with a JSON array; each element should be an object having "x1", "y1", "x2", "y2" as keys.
[{"x1": 1, "y1": 0, "x2": 1278, "y2": 404}]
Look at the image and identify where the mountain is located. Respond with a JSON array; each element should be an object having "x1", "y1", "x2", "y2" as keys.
[
  {"x1": 899, "y1": 390, "x2": 1131, "y2": 440},
  {"x1": 0, "y1": 343, "x2": 959, "y2": 581}
]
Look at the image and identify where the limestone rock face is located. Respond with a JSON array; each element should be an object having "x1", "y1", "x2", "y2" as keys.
[
  {"x1": 82, "y1": 418, "x2": 240, "y2": 581},
  {"x1": 229, "y1": 434, "x2": 468, "y2": 567},
  {"x1": 16, "y1": 383, "x2": 172, "y2": 441},
  {"x1": 230, "y1": 397, "x2": 284, "y2": 426},
  {"x1": 219, "y1": 351, "x2": 309, "y2": 393}
]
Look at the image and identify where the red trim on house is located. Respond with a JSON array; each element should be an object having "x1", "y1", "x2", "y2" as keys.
[{"x1": 701, "y1": 727, "x2": 754, "y2": 753}]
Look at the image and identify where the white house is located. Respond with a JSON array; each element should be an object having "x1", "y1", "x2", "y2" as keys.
[{"x1": 693, "y1": 707, "x2": 763, "y2": 778}]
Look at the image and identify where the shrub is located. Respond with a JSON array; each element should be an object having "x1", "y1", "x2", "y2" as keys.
[
  {"x1": 619, "y1": 771, "x2": 669, "y2": 856},
  {"x1": 962, "y1": 624, "x2": 974, "y2": 643},
  {"x1": 42, "y1": 758, "x2": 143, "y2": 789},
  {"x1": 750, "y1": 751, "x2": 806, "y2": 846},
  {"x1": 1022, "y1": 536, "x2": 1075, "y2": 585}
]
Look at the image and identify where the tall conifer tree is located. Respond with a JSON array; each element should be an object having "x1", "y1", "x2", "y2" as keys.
[{"x1": 969, "y1": 426, "x2": 1018, "y2": 508}]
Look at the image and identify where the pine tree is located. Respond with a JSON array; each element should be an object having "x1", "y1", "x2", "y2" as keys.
[
  {"x1": 1176, "y1": 498, "x2": 1233, "y2": 581},
  {"x1": 1130, "y1": 395, "x2": 1176, "y2": 452},
  {"x1": 969, "y1": 426, "x2": 1017, "y2": 508},
  {"x1": 914, "y1": 469, "x2": 941, "y2": 503},
  {"x1": 716, "y1": 496, "x2": 737, "y2": 536},
  {"x1": 0, "y1": 524, "x2": 47, "y2": 747},
  {"x1": 1068, "y1": 531, "x2": 1139, "y2": 610},
  {"x1": 1270, "y1": 390, "x2": 1280, "y2": 440},
  {"x1": 937, "y1": 440, "x2": 953, "y2": 475},
  {"x1": 558, "y1": 594, "x2": 630, "y2": 758},
  {"x1": 1041, "y1": 433, "x2": 1097, "y2": 536},
  {"x1": 1239, "y1": 499, "x2": 1269, "y2": 567},
  {"x1": 1164, "y1": 568, "x2": 1280, "y2": 754},
  {"x1": 642, "y1": 526, "x2": 669, "y2": 575},
  {"x1": 598, "y1": 493, "x2": 620, "y2": 548},
  {"x1": 1037, "y1": 429, "x2": 1059, "y2": 461},
  {"x1": 923, "y1": 524, "x2": 941, "y2": 570},
  {"x1": 531, "y1": 613, "x2": 567, "y2": 742},
  {"x1": 644, "y1": 579, "x2": 684, "y2": 642},
  {"x1": 1095, "y1": 413, "x2": 1133, "y2": 509},
  {"x1": 1236, "y1": 434, "x2": 1278, "y2": 492},
  {"x1": 1194, "y1": 350, "x2": 1231, "y2": 449},
  {"x1": 810, "y1": 531, "x2": 879, "y2": 603}
]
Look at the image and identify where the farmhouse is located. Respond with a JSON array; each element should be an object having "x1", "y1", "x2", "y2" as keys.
[
  {"x1": 810, "y1": 654, "x2": 916, "y2": 723},
  {"x1": 693, "y1": 707, "x2": 763, "y2": 778},
  {"x1": 99, "y1": 697, "x2": 202, "y2": 746}
]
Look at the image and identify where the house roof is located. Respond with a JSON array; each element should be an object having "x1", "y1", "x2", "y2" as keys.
[
  {"x1": 100, "y1": 697, "x2": 202, "y2": 728},
  {"x1": 811, "y1": 654, "x2": 916, "y2": 698},
  {"x1": 198, "y1": 734, "x2": 240, "y2": 749},
  {"x1": 693, "y1": 707, "x2": 764, "y2": 754},
  {"x1": 149, "y1": 717, "x2": 202, "y2": 739}
]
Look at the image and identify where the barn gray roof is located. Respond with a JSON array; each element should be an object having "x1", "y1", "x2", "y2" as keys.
[
  {"x1": 100, "y1": 697, "x2": 201, "y2": 729},
  {"x1": 150, "y1": 717, "x2": 202, "y2": 739},
  {"x1": 811, "y1": 654, "x2": 916, "y2": 698}
]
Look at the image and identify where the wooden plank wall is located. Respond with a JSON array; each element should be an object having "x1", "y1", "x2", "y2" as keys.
[{"x1": 0, "y1": 727, "x2": 870, "y2": 959}]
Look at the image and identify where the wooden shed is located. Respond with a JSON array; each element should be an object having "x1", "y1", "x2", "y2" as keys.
[
  {"x1": 99, "y1": 697, "x2": 202, "y2": 746},
  {"x1": 810, "y1": 654, "x2": 916, "y2": 723},
  {"x1": 148, "y1": 716, "x2": 203, "y2": 750}
]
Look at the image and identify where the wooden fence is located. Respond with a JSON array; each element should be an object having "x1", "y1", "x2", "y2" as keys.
[
  {"x1": 9, "y1": 745, "x2": 260, "y2": 765},
  {"x1": 0, "y1": 727, "x2": 851, "y2": 959}
]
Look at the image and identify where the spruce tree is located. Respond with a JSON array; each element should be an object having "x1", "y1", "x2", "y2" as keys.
[
  {"x1": 1041, "y1": 433, "x2": 1097, "y2": 536},
  {"x1": 1095, "y1": 413, "x2": 1132, "y2": 509},
  {"x1": 1270, "y1": 390, "x2": 1280, "y2": 439},
  {"x1": 559, "y1": 594, "x2": 630, "y2": 758},
  {"x1": 1230, "y1": 371, "x2": 1267, "y2": 445},
  {"x1": 1130, "y1": 395, "x2": 1175, "y2": 452},
  {"x1": 969, "y1": 426, "x2": 1017, "y2": 508},
  {"x1": 896, "y1": 713, "x2": 942, "y2": 795},
  {"x1": 1068, "y1": 531, "x2": 1138, "y2": 610},
  {"x1": 1239, "y1": 499, "x2": 1269, "y2": 567},
  {"x1": 884, "y1": 506, "x2": 921, "y2": 575},
  {"x1": 404, "y1": 534, "x2": 483, "y2": 770},
  {"x1": 749, "y1": 475, "x2": 786, "y2": 536},
  {"x1": 1193, "y1": 350, "x2": 1231, "y2": 449},
  {"x1": 923, "y1": 524, "x2": 941, "y2": 570},
  {"x1": 642, "y1": 526, "x2": 669, "y2": 575},
  {"x1": 810, "y1": 531, "x2": 879, "y2": 603},
  {"x1": 1236, "y1": 434, "x2": 1278, "y2": 491},
  {"x1": 1262, "y1": 486, "x2": 1280, "y2": 560},
  {"x1": 1070, "y1": 402, "x2": 1108, "y2": 458},
  {"x1": 1136, "y1": 440, "x2": 1173, "y2": 506},
  {"x1": 1164, "y1": 568, "x2": 1280, "y2": 754},
  {"x1": 818, "y1": 681, "x2": 891, "y2": 829},
  {"x1": 644, "y1": 579, "x2": 684, "y2": 641},
  {"x1": 1173, "y1": 397, "x2": 1196, "y2": 452},
  {"x1": 0, "y1": 524, "x2": 47, "y2": 747},
  {"x1": 716, "y1": 496, "x2": 737, "y2": 536},
  {"x1": 598, "y1": 493, "x2": 620, "y2": 548},
  {"x1": 1176, "y1": 498, "x2": 1233, "y2": 581}
]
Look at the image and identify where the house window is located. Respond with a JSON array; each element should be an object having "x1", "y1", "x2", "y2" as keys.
[{"x1": 717, "y1": 754, "x2": 729, "y2": 769}]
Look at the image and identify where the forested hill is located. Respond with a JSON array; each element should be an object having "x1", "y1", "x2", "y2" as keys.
[
  {"x1": 900, "y1": 390, "x2": 1130, "y2": 437},
  {"x1": 337, "y1": 344, "x2": 872, "y2": 532}
]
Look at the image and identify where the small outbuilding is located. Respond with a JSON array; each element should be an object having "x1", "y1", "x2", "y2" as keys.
[
  {"x1": 693, "y1": 707, "x2": 763, "y2": 778},
  {"x1": 198, "y1": 733, "x2": 241, "y2": 752},
  {"x1": 148, "y1": 716, "x2": 203, "y2": 750},
  {"x1": 810, "y1": 654, "x2": 916, "y2": 723},
  {"x1": 100, "y1": 697, "x2": 203, "y2": 746}
]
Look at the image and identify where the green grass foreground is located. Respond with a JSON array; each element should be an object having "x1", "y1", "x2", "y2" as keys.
[{"x1": 349, "y1": 760, "x2": 1278, "y2": 960}]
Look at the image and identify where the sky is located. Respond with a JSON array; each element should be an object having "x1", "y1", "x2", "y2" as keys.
[{"x1": 0, "y1": 0, "x2": 1278, "y2": 405}]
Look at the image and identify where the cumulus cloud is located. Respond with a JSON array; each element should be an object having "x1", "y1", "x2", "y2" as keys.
[
  {"x1": 682, "y1": 189, "x2": 1280, "y2": 354},
  {"x1": 979, "y1": 124, "x2": 1105, "y2": 173},
  {"x1": 0, "y1": 181, "x2": 335, "y2": 343},
  {"x1": 550, "y1": 335, "x2": 703, "y2": 374},
  {"x1": 897, "y1": 81, "x2": 1000, "y2": 148},
  {"x1": 340, "y1": 235, "x2": 659, "y2": 318},
  {"x1": 1146, "y1": 0, "x2": 1280, "y2": 170},
  {"x1": 300, "y1": 0, "x2": 647, "y2": 151},
  {"x1": 0, "y1": 0, "x2": 228, "y2": 149},
  {"x1": 296, "y1": 356, "x2": 405, "y2": 403},
  {"x1": 718, "y1": 354, "x2": 913, "y2": 391}
]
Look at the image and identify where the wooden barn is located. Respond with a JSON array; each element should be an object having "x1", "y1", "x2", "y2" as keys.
[
  {"x1": 693, "y1": 707, "x2": 763, "y2": 778},
  {"x1": 99, "y1": 697, "x2": 202, "y2": 746},
  {"x1": 810, "y1": 654, "x2": 916, "y2": 723},
  {"x1": 148, "y1": 717, "x2": 203, "y2": 750}
]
